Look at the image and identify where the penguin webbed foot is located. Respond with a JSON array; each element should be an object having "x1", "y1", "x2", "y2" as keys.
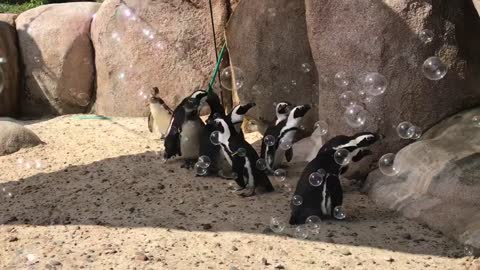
[
  {"x1": 181, "y1": 159, "x2": 196, "y2": 169},
  {"x1": 237, "y1": 187, "x2": 256, "y2": 197}
]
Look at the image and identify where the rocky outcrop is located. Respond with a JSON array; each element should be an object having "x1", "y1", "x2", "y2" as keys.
[
  {"x1": 91, "y1": 0, "x2": 227, "y2": 116},
  {"x1": 365, "y1": 107, "x2": 480, "y2": 248},
  {"x1": 0, "y1": 120, "x2": 43, "y2": 156},
  {"x1": 0, "y1": 14, "x2": 20, "y2": 117},
  {"x1": 305, "y1": 0, "x2": 480, "y2": 177},
  {"x1": 16, "y1": 2, "x2": 99, "y2": 117},
  {"x1": 225, "y1": 0, "x2": 318, "y2": 127}
]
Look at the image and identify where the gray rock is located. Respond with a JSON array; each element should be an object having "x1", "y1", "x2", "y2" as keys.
[
  {"x1": 0, "y1": 121, "x2": 42, "y2": 156},
  {"x1": 16, "y1": 2, "x2": 100, "y2": 117},
  {"x1": 0, "y1": 14, "x2": 20, "y2": 117},
  {"x1": 365, "y1": 107, "x2": 480, "y2": 248}
]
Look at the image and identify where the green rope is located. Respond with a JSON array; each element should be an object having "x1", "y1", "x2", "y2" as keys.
[{"x1": 207, "y1": 43, "x2": 227, "y2": 94}]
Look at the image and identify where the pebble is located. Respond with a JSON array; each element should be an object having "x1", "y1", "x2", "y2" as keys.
[
  {"x1": 202, "y1": 224, "x2": 212, "y2": 230},
  {"x1": 402, "y1": 233, "x2": 412, "y2": 240},
  {"x1": 232, "y1": 246, "x2": 238, "y2": 251},
  {"x1": 274, "y1": 263, "x2": 285, "y2": 269},
  {"x1": 339, "y1": 249, "x2": 352, "y2": 256},
  {"x1": 7, "y1": 236, "x2": 18, "y2": 242},
  {"x1": 135, "y1": 253, "x2": 149, "y2": 261},
  {"x1": 262, "y1": 258, "x2": 270, "y2": 265}
]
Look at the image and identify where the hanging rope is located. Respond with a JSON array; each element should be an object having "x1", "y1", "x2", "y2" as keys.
[
  {"x1": 207, "y1": 0, "x2": 227, "y2": 103},
  {"x1": 208, "y1": 44, "x2": 226, "y2": 94},
  {"x1": 208, "y1": 0, "x2": 219, "y2": 62}
]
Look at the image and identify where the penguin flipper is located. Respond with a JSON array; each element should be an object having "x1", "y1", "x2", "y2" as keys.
[
  {"x1": 285, "y1": 148, "x2": 293, "y2": 162},
  {"x1": 148, "y1": 112, "x2": 154, "y2": 133}
]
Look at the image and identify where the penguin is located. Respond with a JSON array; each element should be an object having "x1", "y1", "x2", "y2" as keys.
[
  {"x1": 260, "y1": 104, "x2": 311, "y2": 173},
  {"x1": 288, "y1": 132, "x2": 379, "y2": 224},
  {"x1": 163, "y1": 89, "x2": 208, "y2": 168},
  {"x1": 227, "y1": 102, "x2": 256, "y2": 137},
  {"x1": 274, "y1": 102, "x2": 293, "y2": 125},
  {"x1": 148, "y1": 87, "x2": 173, "y2": 139},
  {"x1": 213, "y1": 117, "x2": 274, "y2": 196}
]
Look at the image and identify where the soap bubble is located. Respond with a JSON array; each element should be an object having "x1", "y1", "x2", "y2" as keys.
[
  {"x1": 419, "y1": 29, "x2": 434, "y2": 44},
  {"x1": 308, "y1": 172, "x2": 324, "y2": 187},
  {"x1": 344, "y1": 105, "x2": 367, "y2": 128},
  {"x1": 198, "y1": 156, "x2": 211, "y2": 168},
  {"x1": 24, "y1": 161, "x2": 32, "y2": 169},
  {"x1": 267, "y1": 8, "x2": 277, "y2": 18},
  {"x1": 358, "y1": 90, "x2": 373, "y2": 103},
  {"x1": 334, "y1": 71, "x2": 349, "y2": 88},
  {"x1": 334, "y1": 149, "x2": 350, "y2": 166},
  {"x1": 397, "y1": 122, "x2": 413, "y2": 139},
  {"x1": 264, "y1": 135, "x2": 276, "y2": 147},
  {"x1": 0, "y1": 67, "x2": 4, "y2": 94},
  {"x1": 294, "y1": 225, "x2": 309, "y2": 239},
  {"x1": 270, "y1": 217, "x2": 285, "y2": 233},
  {"x1": 301, "y1": 63, "x2": 312, "y2": 73},
  {"x1": 333, "y1": 206, "x2": 346, "y2": 220},
  {"x1": 464, "y1": 245, "x2": 474, "y2": 256},
  {"x1": 363, "y1": 72, "x2": 387, "y2": 96},
  {"x1": 111, "y1": 31, "x2": 121, "y2": 42},
  {"x1": 210, "y1": 131, "x2": 221, "y2": 145},
  {"x1": 279, "y1": 138, "x2": 293, "y2": 150},
  {"x1": 291, "y1": 80, "x2": 297, "y2": 87},
  {"x1": 305, "y1": 215, "x2": 321, "y2": 234},
  {"x1": 0, "y1": 57, "x2": 6, "y2": 64},
  {"x1": 235, "y1": 148, "x2": 247, "y2": 157},
  {"x1": 195, "y1": 162, "x2": 207, "y2": 176},
  {"x1": 34, "y1": 160, "x2": 43, "y2": 170},
  {"x1": 274, "y1": 169, "x2": 287, "y2": 182},
  {"x1": 472, "y1": 115, "x2": 480, "y2": 127},
  {"x1": 422, "y1": 56, "x2": 447, "y2": 80},
  {"x1": 16, "y1": 158, "x2": 24, "y2": 167},
  {"x1": 314, "y1": 121, "x2": 328, "y2": 136},
  {"x1": 138, "y1": 89, "x2": 148, "y2": 101},
  {"x1": 378, "y1": 153, "x2": 400, "y2": 176},
  {"x1": 117, "y1": 72, "x2": 126, "y2": 80},
  {"x1": 292, "y1": 195, "x2": 303, "y2": 206},
  {"x1": 317, "y1": 168, "x2": 326, "y2": 176},
  {"x1": 283, "y1": 183, "x2": 293, "y2": 192},
  {"x1": 339, "y1": 91, "x2": 357, "y2": 108},
  {"x1": 407, "y1": 125, "x2": 422, "y2": 140},
  {"x1": 220, "y1": 66, "x2": 245, "y2": 90},
  {"x1": 256, "y1": 159, "x2": 267, "y2": 171}
]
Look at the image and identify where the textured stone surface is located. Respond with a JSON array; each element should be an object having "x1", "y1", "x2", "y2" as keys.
[
  {"x1": 225, "y1": 0, "x2": 318, "y2": 128},
  {"x1": 305, "y1": 0, "x2": 480, "y2": 177},
  {"x1": 91, "y1": 0, "x2": 227, "y2": 116},
  {"x1": 0, "y1": 120, "x2": 42, "y2": 156},
  {"x1": 365, "y1": 107, "x2": 480, "y2": 248},
  {"x1": 16, "y1": 2, "x2": 99, "y2": 117},
  {"x1": 0, "y1": 14, "x2": 20, "y2": 117}
]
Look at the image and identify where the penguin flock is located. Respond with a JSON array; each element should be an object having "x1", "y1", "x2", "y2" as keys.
[{"x1": 148, "y1": 88, "x2": 380, "y2": 225}]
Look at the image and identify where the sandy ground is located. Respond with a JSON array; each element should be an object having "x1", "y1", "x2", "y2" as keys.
[{"x1": 0, "y1": 115, "x2": 479, "y2": 270}]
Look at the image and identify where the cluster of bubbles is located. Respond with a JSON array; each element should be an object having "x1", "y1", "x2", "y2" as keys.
[
  {"x1": 194, "y1": 155, "x2": 211, "y2": 176},
  {"x1": 16, "y1": 158, "x2": 44, "y2": 170},
  {"x1": 396, "y1": 121, "x2": 422, "y2": 140},
  {"x1": 220, "y1": 66, "x2": 245, "y2": 91}
]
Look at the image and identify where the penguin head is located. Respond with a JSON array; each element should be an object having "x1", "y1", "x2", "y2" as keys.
[
  {"x1": 331, "y1": 132, "x2": 379, "y2": 151},
  {"x1": 185, "y1": 90, "x2": 208, "y2": 112},
  {"x1": 291, "y1": 104, "x2": 311, "y2": 118},
  {"x1": 229, "y1": 102, "x2": 256, "y2": 125},
  {"x1": 206, "y1": 91, "x2": 225, "y2": 115},
  {"x1": 275, "y1": 102, "x2": 293, "y2": 116}
]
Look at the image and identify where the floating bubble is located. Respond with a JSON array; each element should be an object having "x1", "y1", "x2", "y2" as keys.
[
  {"x1": 472, "y1": 115, "x2": 480, "y2": 127},
  {"x1": 0, "y1": 67, "x2": 4, "y2": 94},
  {"x1": 76, "y1": 93, "x2": 90, "y2": 107},
  {"x1": 267, "y1": 8, "x2": 277, "y2": 18},
  {"x1": 118, "y1": 72, "x2": 126, "y2": 80},
  {"x1": 334, "y1": 71, "x2": 349, "y2": 88},
  {"x1": 407, "y1": 125, "x2": 422, "y2": 140},
  {"x1": 220, "y1": 66, "x2": 245, "y2": 91},
  {"x1": 333, "y1": 206, "x2": 346, "y2": 220},
  {"x1": 363, "y1": 72, "x2": 387, "y2": 96},
  {"x1": 464, "y1": 245, "x2": 474, "y2": 256},
  {"x1": 308, "y1": 172, "x2": 324, "y2": 187},
  {"x1": 34, "y1": 160, "x2": 43, "y2": 170},
  {"x1": 419, "y1": 29, "x2": 434, "y2": 44},
  {"x1": 396, "y1": 121, "x2": 413, "y2": 139},
  {"x1": 269, "y1": 217, "x2": 285, "y2": 233},
  {"x1": 422, "y1": 56, "x2": 447, "y2": 80},
  {"x1": 339, "y1": 91, "x2": 357, "y2": 108},
  {"x1": 210, "y1": 131, "x2": 221, "y2": 145},
  {"x1": 198, "y1": 156, "x2": 211, "y2": 168},
  {"x1": 291, "y1": 80, "x2": 297, "y2": 86},
  {"x1": 274, "y1": 169, "x2": 287, "y2": 182},
  {"x1": 16, "y1": 158, "x2": 24, "y2": 167},
  {"x1": 317, "y1": 168, "x2": 326, "y2": 177},
  {"x1": 294, "y1": 225, "x2": 309, "y2": 239},
  {"x1": 137, "y1": 89, "x2": 148, "y2": 101},
  {"x1": 195, "y1": 162, "x2": 207, "y2": 176},
  {"x1": 334, "y1": 149, "x2": 350, "y2": 166},
  {"x1": 235, "y1": 148, "x2": 247, "y2": 157},
  {"x1": 33, "y1": 56, "x2": 40, "y2": 63},
  {"x1": 264, "y1": 135, "x2": 276, "y2": 147},
  {"x1": 24, "y1": 161, "x2": 32, "y2": 169},
  {"x1": 305, "y1": 215, "x2": 321, "y2": 234},
  {"x1": 111, "y1": 32, "x2": 121, "y2": 42},
  {"x1": 358, "y1": 90, "x2": 373, "y2": 103},
  {"x1": 292, "y1": 195, "x2": 303, "y2": 206},
  {"x1": 301, "y1": 63, "x2": 312, "y2": 73},
  {"x1": 344, "y1": 105, "x2": 367, "y2": 128},
  {"x1": 314, "y1": 121, "x2": 328, "y2": 136},
  {"x1": 283, "y1": 183, "x2": 293, "y2": 192},
  {"x1": 256, "y1": 159, "x2": 267, "y2": 171},
  {"x1": 279, "y1": 138, "x2": 293, "y2": 150},
  {"x1": 0, "y1": 57, "x2": 6, "y2": 64},
  {"x1": 378, "y1": 153, "x2": 400, "y2": 176}
]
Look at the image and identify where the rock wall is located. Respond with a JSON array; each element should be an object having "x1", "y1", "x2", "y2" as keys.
[{"x1": 0, "y1": 14, "x2": 20, "y2": 117}]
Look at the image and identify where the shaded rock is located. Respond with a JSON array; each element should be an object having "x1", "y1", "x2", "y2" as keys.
[
  {"x1": 16, "y1": 2, "x2": 100, "y2": 117},
  {"x1": 0, "y1": 121, "x2": 42, "y2": 156},
  {"x1": 0, "y1": 14, "x2": 20, "y2": 117},
  {"x1": 91, "y1": 0, "x2": 227, "y2": 116},
  {"x1": 305, "y1": 0, "x2": 480, "y2": 177},
  {"x1": 365, "y1": 107, "x2": 480, "y2": 248},
  {"x1": 225, "y1": 0, "x2": 318, "y2": 128}
]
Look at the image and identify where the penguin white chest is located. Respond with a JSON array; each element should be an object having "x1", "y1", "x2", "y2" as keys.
[
  {"x1": 180, "y1": 120, "x2": 202, "y2": 159},
  {"x1": 150, "y1": 103, "x2": 171, "y2": 135}
]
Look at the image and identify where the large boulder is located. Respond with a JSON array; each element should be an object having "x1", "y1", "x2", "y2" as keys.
[
  {"x1": 16, "y1": 2, "x2": 100, "y2": 117},
  {"x1": 365, "y1": 107, "x2": 480, "y2": 248},
  {"x1": 225, "y1": 0, "x2": 318, "y2": 128},
  {"x1": 305, "y1": 0, "x2": 480, "y2": 177},
  {"x1": 91, "y1": 0, "x2": 228, "y2": 116},
  {"x1": 0, "y1": 120, "x2": 43, "y2": 156},
  {"x1": 0, "y1": 14, "x2": 20, "y2": 117}
]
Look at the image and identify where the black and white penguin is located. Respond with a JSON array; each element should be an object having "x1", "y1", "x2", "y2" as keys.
[
  {"x1": 163, "y1": 90, "x2": 208, "y2": 168},
  {"x1": 227, "y1": 102, "x2": 256, "y2": 137},
  {"x1": 289, "y1": 132, "x2": 379, "y2": 224},
  {"x1": 213, "y1": 117, "x2": 274, "y2": 196},
  {"x1": 274, "y1": 102, "x2": 293, "y2": 125},
  {"x1": 261, "y1": 104, "x2": 311, "y2": 172},
  {"x1": 148, "y1": 87, "x2": 173, "y2": 139}
]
